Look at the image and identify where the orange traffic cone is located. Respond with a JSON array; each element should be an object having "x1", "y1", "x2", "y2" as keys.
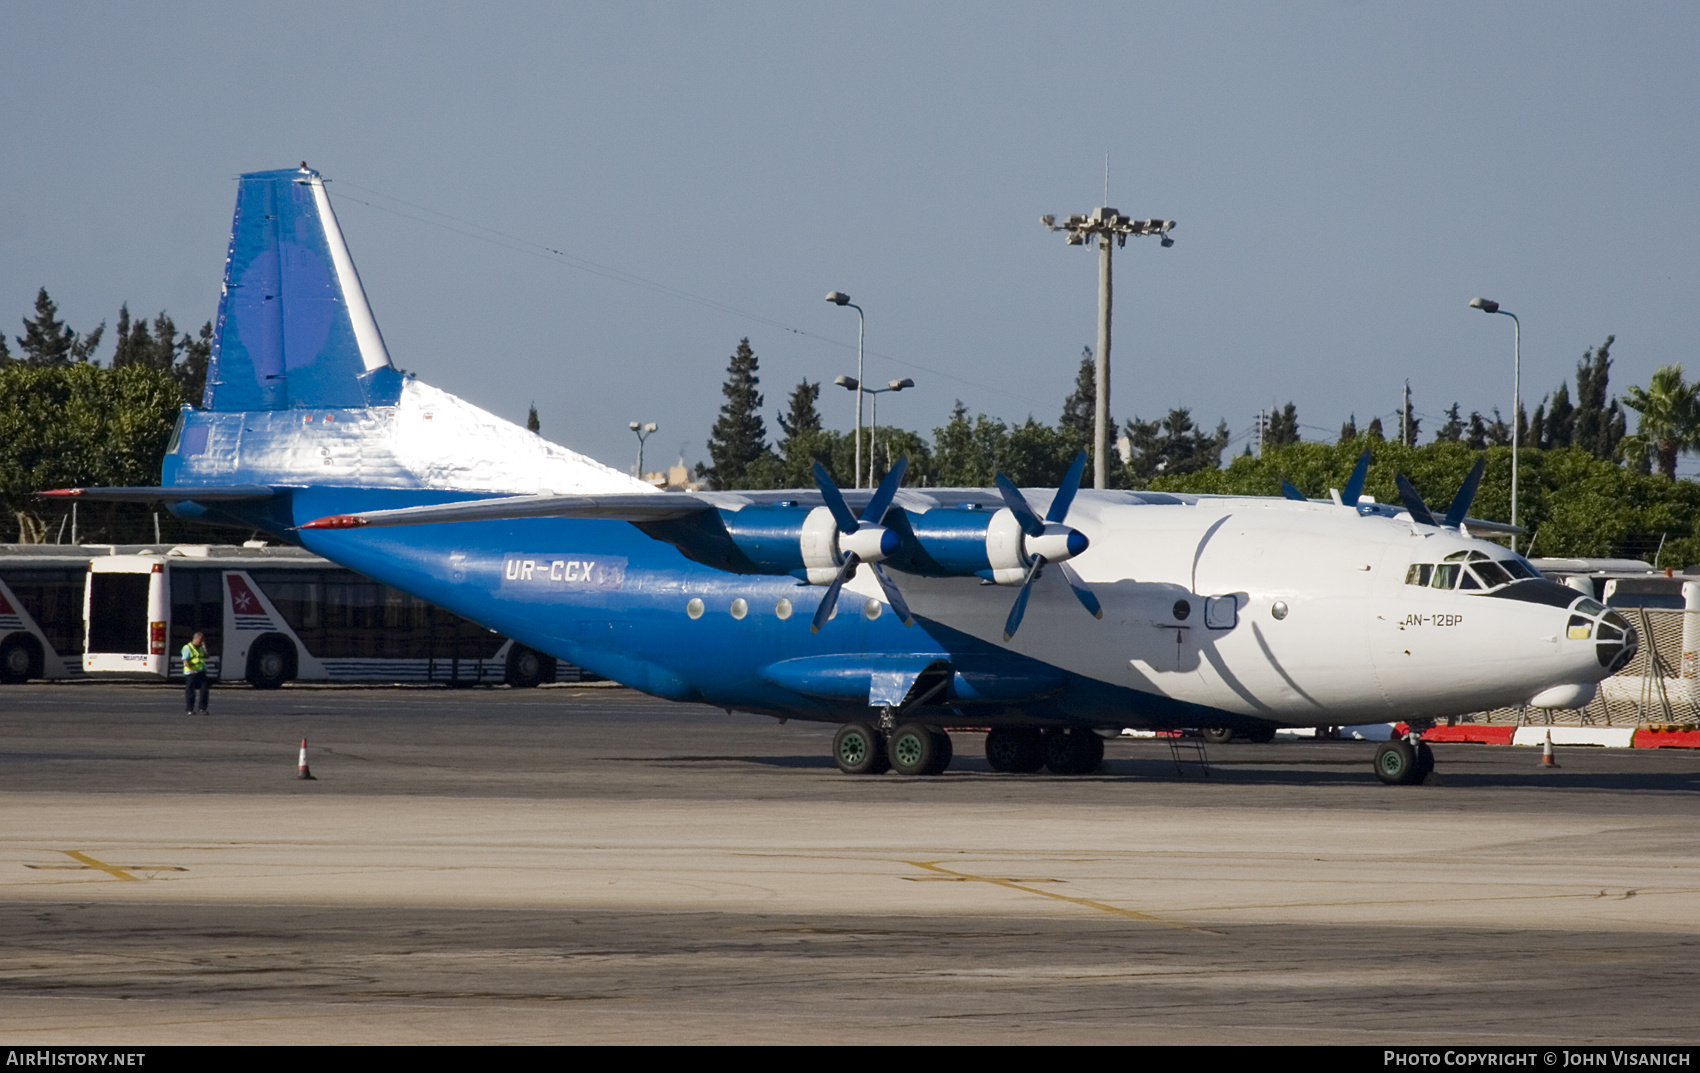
[
  {"x1": 1540, "y1": 731, "x2": 1559, "y2": 768},
  {"x1": 297, "y1": 738, "x2": 316, "y2": 781}
]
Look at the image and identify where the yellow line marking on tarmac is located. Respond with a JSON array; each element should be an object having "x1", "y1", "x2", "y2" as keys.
[
  {"x1": 22, "y1": 851, "x2": 188, "y2": 881},
  {"x1": 901, "y1": 861, "x2": 1220, "y2": 935}
]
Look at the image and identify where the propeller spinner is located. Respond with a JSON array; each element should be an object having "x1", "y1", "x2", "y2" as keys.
[
  {"x1": 992, "y1": 451, "x2": 1102, "y2": 641},
  {"x1": 808, "y1": 458, "x2": 915, "y2": 633}
]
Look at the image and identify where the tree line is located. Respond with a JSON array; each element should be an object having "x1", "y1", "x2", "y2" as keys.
[
  {"x1": 700, "y1": 340, "x2": 1230, "y2": 491},
  {"x1": 2, "y1": 287, "x2": 236, "y2": 544}
]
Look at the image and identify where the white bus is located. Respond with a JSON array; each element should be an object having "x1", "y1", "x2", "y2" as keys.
[
  {"x1": 0, "y1": 546, "x2": 94, "y2": 683},
  {"x1": 1, "y1": 543, "x2": 571, "y2": 688}
]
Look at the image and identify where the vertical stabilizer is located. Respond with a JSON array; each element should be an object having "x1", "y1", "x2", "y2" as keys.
[{"x1": 205, "y1": 165, "x2": 402, "y2": 411}]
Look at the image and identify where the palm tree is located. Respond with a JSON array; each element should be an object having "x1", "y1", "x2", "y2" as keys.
[{"x1": 1622, "y1": 364, "x2": 1700, "y2": 480}]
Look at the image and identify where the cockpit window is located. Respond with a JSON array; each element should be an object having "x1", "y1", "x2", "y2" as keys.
[
  {"x1": 1574, "y1": 597, "x2": 1607, "y2": 617},
  {"x1": 1405, "y1": 564, "x2": 1433, "y2": 586},
  {"x1": 1431, "y1": 563, "x2": 1460, "y2": 589},
  {"x1": 1443, "y1": 551, "x2": 1471, "y2": 562},
  {"x1": 1500, "y1": 559, "x2": 1536, "y2": 580},
  {"x1": 1460, "y1": 570, "x2": 1482, "y2": 590},
  {"x1": 1472, "y1": 560, "x2": 1512, "y2": 588}
]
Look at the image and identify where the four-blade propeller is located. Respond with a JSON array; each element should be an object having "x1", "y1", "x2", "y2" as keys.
[
  {"x1": 809, "y1": 458, "x2": 915, "y2": 633},
  {"x1": 993, "y1": 450, "x2": 1101, "y2": 641}
]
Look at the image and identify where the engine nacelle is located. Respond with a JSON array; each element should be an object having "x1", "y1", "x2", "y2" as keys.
[
  {"x1": 718, "y1": 504, "x2": 897, "y2": 585},
  {"x1": 897, "y1": 505, "x2": 1089, "y2": 585}
]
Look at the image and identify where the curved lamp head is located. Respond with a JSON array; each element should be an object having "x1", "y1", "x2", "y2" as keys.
[
  {"x1": 834, "y1": 375, "x2": 859, "y2": 391},
  {"x1": 1469, "y1": 297, "x2": 1501, "y2": 314},
  {"x1": 826, "y1": 291, "x2": 851, "y2": 306},
  {"x1": 888, "y1": 378, "x2": 914, "y2": 391}
]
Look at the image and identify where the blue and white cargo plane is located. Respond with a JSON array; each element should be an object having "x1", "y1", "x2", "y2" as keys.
[{"x1": 48, "y1": 166, "x2": 1639, "y2": 785}]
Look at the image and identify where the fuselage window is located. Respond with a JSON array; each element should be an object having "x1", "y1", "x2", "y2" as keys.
[
  {"x1": 1405, "y1": 564, "x2": 1434, "y2": 586},
  {"x1": 1431, "y1": 564, "x2": 1460, "y2": 589}
]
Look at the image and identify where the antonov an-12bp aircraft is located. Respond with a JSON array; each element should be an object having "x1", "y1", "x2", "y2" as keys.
[{"x1": 50, "y1": 166, "x2": 1638, "y2": 785}]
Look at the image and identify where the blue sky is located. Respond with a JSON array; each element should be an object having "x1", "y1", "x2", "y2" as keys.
[{"x1": 3, "y1": 2, "x2": 1696, "y2": 474}]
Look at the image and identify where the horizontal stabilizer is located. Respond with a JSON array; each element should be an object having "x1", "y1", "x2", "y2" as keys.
[
  {"x1": 1458, "y1": 516, "x2": 1524, "y2": 536},
  {"x1": 40, "y1": 485, "x2": 277, "y2": 502},
  {"x1": 298, "y1": 492, "x2": 710, "y2": 529}
]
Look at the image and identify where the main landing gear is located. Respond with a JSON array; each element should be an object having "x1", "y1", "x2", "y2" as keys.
[{"x1": 831, "y1": 722, "x2": 1105, "y2": 777}]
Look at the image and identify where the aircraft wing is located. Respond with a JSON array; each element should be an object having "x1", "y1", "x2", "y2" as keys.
[
  {"x1": 298, "y1": 492, "x2": 713, "y2": 529},
  {"x1": 40, "y1": 485, "x2": 279, "y2": 502}
]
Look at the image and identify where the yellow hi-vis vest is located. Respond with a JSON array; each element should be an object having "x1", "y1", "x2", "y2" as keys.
[{"x1": 182, "y1": 643, "x2": 206, "y2": 673}]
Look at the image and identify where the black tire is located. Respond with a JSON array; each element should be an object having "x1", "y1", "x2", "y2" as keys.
[
  {"x1": 504, "y1": 644, "x2": 554, "y2": 688},
  {"x1": 887, "y1": 723, "x2": 945, "y2": 777},
  {"x1": 833, "y1": 722, "x2": 884, "y2": 775},
  {"x1": 1043, "y1": 727, "x2": 1104, "y2": 775},
  {"x1": 926, "y1": 728, "x2": 953, "y2": 775},
  {"x1": 246, "y1": 637, "x2": 295, "y2": 690},
  {"x1": 1242, "y1": 725, "x2": 1278, "y2": 744},
  {"x1": 985, "y1": 727, "x2": 1045, "y2": 773},
  {"x1": 1374, "y1": 739, "x2": 1423, "y2": 785},
  {"x1": 1415, "y1": 740, "x2": 1436, "y2": 778},
  {"x1": 1201, "y1": 727, "x2": 1235, "y2": 745},
  {"x1": 0, "y1": 633, "x2": 42, "y2": 684}
]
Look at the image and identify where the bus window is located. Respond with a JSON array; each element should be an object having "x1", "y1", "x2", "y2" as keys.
[
  {"x1": 1405, "y1": 564, "x2": 1433, "y2": 586},
  {"x1": 88, "y1": 573, "x2": 150, "y2": 653},
  {"x1": 1431, "y1": 564, "x2": 1460, "y2": 589},
  {"x1": 0, "y1": 569, "x2": 85, "y2": 658},
  {"x1": 169, "y1": 567, "x2": 223, "y2": 658}
]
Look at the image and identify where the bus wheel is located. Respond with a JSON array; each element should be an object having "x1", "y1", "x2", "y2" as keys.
[
  {"x1": 0, "y1": 633, "x2": 42, "y2": 683},
  {"x1": 246, "y1": 637, "x2": 295, "y2": 690},
  {"x1": 504, "y1": 645, "x2": 553, "y2": 688}
]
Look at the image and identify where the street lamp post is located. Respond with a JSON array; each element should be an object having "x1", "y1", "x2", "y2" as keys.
[
  {"x1": 1042, "y1": 208, "x2": 1174, "y2": 488},
  {"x1": 826, "y1": 292, "x2": 865, "y2": 488},
  {"x1": 1469, "y1": 298, "x2": 1521, "y2": 551},
  {"x1": 834, "y1": 376, "x2": 914, "y2": 488},
  {"x1": 628, "y1": 420, "x2": 658, "y2": 481}
]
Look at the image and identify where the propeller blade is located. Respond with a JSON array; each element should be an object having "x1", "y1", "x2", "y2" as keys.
[
  {"x1": 809, "y1": 553, "x2": 859, "y2": 633},
  {"x1": 1059, "y1": 562, "x2": 1103, "y2": 619},
  {"x1": 1046, "y1": 451, "x2": 1090, "y2": 523},
  {"x1": 860, "y1": 455, "x2": 908, "y2": 525},
  {"x1": 993, "y1": 473, "x2": 1046, "y2": 538},
  {"x1": 1280, "y1": 480, "x2": 1307, "y2": 502},
  {"x1": 1002, "y1": 555, "x2": 1047, "y2": 641},
  {"x1": 1443, "y1": 457, "x2": 1487, "y2": 528},
  {"x1": 812, "y1": 463, "x2": 860, "y2": 533},
  {"x1": 869, "y1": 563, "x2": 916, "y2": 627},
  {"x1": 1393, "y1": 474, "x2": 1438, "y2": 527},
  {"x1": 1341, "y1": 449, "x2": 1372, "y2": 508}
]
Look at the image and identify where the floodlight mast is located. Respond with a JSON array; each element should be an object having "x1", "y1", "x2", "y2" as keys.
[
  {"x1": 1041, "y1": 209, "x2": 1175, "y2": 489},
  {"x1": 826, "y1": 292, "x2": 865, "y2": 488}
]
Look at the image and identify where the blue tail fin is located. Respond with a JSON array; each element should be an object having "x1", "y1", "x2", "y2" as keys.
[{"x1": 205, "y1": 165, "x2": 402, "y2": 411}]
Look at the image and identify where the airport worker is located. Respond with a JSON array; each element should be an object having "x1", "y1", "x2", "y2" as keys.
[{"x1": 182, "y1": 632, "x2": 209, "y2": 716}]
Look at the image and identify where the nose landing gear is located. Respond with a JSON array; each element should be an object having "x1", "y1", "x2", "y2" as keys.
[{"x1": 1373, "y1": 736, "x2": 1436, "y2": 785}]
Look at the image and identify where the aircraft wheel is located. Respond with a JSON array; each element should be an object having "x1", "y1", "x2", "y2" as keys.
[
  {"x1": 1201, "y1": 727, "x2": 1234, "y2": 745},
  {"x1": 1, "y1": 633, "x2": 42, "y2": 684},
  {"x1": 504, "y1": 644, "x2": 554, "y2": 688},
  {"x1": 888, "y1": 724, "x2": 948, "y2": 776},
  {"x1": 1043, "y1": 727, "x2": 1104, "y2": 775},
  {"x1": 1415, "y1": 740, "x2": 1436, "y2": 778},
  {"x1": 1373, "y1": 739, "x2": 1424, "y2": 785},
  {"x1": 926, "y1": 728, "x2": 953, "y2": 775},
  {"x1": 833, "y1": 722, "x2": 886, "y2": 775},
  {"x1": 985, "y1": 727, "x2": 1045, "y2": 773},
  {"x1": 1243, "y1": 725, "x2": 1278, "y2": 744}
]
